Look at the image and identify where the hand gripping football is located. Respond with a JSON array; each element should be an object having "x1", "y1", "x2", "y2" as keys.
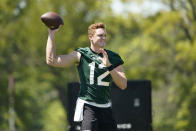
[{"x1": 41, "y1": 12, "x2": 64, "y2": 30}]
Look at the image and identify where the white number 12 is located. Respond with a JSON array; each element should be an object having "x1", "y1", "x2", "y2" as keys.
[{"x1": 89, "y1": 62, "x2": 110, "y2": 86}]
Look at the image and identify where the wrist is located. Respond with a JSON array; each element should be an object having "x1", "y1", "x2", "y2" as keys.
[
  {"x1": 106, "y1": 62, "x2": 112, "y2": 67},
  {"x1": 107, "y1": 65, "x2": 114, "y2": 71},
  {"x1": 48, "y1": 29, "x2": 56, "y2": 35},
  {"x1": 48, "y1": 32, "x2": 55, "y2": 39}
]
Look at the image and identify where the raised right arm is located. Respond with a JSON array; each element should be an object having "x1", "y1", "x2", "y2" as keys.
[{"x1": 46, "y1": 28, "x2": 81, "y2": 67}]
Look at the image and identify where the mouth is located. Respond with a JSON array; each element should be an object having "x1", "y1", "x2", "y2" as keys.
[
  {"x1": 95, "y1": 40, "x2": 106, "y2": 47},
  {"x1": 100, "y1": 41, "x2": 105, "y2": 45},
  {"x1": 100, "y1": 40, "x2": 106, "y2": 43}
]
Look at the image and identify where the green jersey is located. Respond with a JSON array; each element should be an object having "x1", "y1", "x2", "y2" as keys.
[{"x1": 75, "y1": 47, "x2": 124, "y2": 104}]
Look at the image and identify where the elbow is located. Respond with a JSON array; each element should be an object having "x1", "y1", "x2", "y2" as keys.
[
  {"x1": 120, "y1": 82, "x2": 127, "y2": 90},
  {"x1": 46, "y1": 55, "x2": 56, "y2": 66},
  {"x1": 46, "y1": 60, "x2": 50, "y2": 65},
  {"x1": 46, "y1": 58, "x2": 54, "y2": 66},
  {"x1": 119, "y1": 79, "x2": 127, "y2": 90},
  {"x1": 46, "y1": 59, "x2": 51, "y2": 65}
]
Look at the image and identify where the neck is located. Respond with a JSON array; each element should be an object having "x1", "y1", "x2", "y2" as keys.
[{"x1": 90, "y1": 45, "x2": 102, "y2": 54}]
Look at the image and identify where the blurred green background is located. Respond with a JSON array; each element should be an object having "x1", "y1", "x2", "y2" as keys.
[{"x1": 1, "y1": 0, "x2": 196, "y2": 130}]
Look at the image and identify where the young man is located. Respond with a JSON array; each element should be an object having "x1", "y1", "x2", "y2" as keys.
[{"x1": 46, "y1": 22, "x2": 127, "y2": 131}]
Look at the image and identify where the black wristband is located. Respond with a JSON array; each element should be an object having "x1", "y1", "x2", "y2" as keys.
[{"x1": 107, "y1": 65, "x2": 114, "y2": 71}]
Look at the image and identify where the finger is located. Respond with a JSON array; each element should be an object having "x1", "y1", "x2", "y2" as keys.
[
  {"x1": 48, "y1": 24, "x2": 62, "y2": 32},
  {"x1": 100, "y1": 49, "x2": 108, "y2": 58},
  {"x1": 98, "y1": 57, "x2": 103, "y2": 62},
  {"x1": 58, "y1": 24, "x2": 63, "y2": 29},
  {"x1": 54, "y1": 24, "x2": 62, "y2": 31}
]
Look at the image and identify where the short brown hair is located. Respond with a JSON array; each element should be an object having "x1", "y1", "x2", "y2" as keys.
[{"x1": 88, "y1": 22, "x2": 106, "y2": 36}]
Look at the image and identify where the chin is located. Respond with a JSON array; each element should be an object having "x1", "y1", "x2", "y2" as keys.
[
  {"x1": 101, "y1": 44, "x2": 105, "y2": 47},
  {"x1": 99, "y1": 43, "x2": 105, "y2": 48}
]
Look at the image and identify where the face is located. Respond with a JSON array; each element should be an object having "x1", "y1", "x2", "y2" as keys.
[{"x1": 89, "y1": 28, "x2": 107, "y2": 48}]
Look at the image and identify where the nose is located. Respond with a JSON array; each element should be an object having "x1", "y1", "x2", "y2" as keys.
[{"x1": 101, "y1": 36, "x2": 106, "y2": 40}]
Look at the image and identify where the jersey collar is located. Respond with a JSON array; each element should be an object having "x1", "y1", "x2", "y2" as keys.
[{"x1": 89, "y1": 47, "x2": 103, "y2": 57}]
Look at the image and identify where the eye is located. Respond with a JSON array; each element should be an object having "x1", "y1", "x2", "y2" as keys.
[{"x1": 98, "y1": 34, "x2": 106, "y2": 37}]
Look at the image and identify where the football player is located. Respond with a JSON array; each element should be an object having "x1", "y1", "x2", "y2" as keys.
[{"x1": 46, "y1": 22, "x2": 127, "y2": 131}]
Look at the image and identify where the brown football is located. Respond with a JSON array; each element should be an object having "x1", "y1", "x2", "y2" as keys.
[{"x1": 41, "y1": 12, "x2": 64, "y2": 30}]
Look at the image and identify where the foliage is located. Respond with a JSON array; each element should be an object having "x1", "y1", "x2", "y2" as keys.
[{"x1": 1, "y1": 0, "x2": 196, "y2": 130}]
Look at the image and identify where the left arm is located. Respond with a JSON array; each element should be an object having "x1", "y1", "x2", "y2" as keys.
[
  {"x1": 99, "y1": 49, "x2": 127, "y2": 90},
  {"x1": 109, "y1": 65, "x2": 127, "y2": 90}
]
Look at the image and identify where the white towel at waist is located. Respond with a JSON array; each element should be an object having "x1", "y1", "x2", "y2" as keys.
[{"x1": 73, "y1": 98, "x2": 111, "y2": 122}]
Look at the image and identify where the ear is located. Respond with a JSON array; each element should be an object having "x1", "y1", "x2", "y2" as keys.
[{"x1": 88, "y1": 34, "x2": 93, "y2": 40}]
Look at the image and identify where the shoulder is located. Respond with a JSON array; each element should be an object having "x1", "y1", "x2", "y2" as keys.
[
  {"x1": 75, "y1": 47, "x2": 90, "y2": 54},
  {"x1": 74, "y1": 47, "x2": 90, "y2": 64},
  {"x1": 104, "y1": 49, "x2": 121, "y2": 58},
  {"x1": 105, "y1": 49, "x2": 124, "y2": 66},
  {"x1": 68, "y1": 51, "x2": 81, "y2": 64}
]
